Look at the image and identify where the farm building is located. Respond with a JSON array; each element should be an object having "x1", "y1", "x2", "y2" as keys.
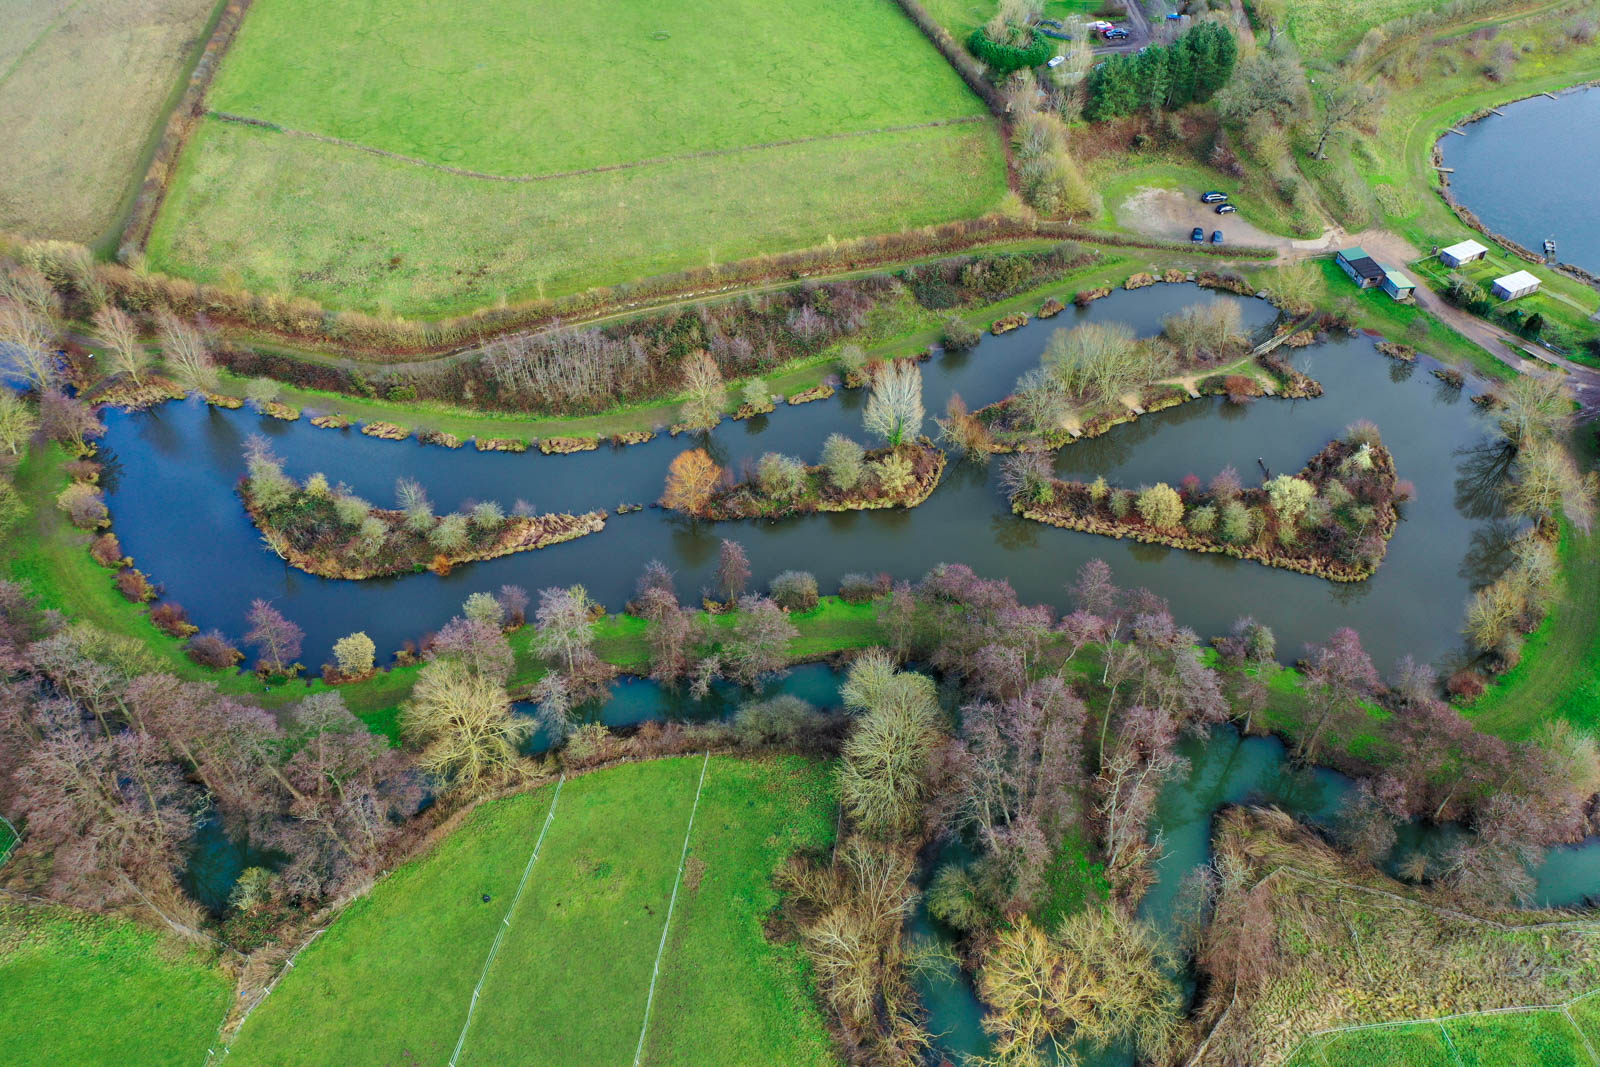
[
  {"x1": 1380, "y1": 267, "x2": 1415, "y2": 301},
  {"x1": 1439, "y1": 239, "x2": 1489, "y2": 268},
  {"x1": 1335, "y1": 247, "x2": 1385, "y2": 289},
  {"x1": 1491, "y1": 270, "x2": 1541, "y2": 300}
]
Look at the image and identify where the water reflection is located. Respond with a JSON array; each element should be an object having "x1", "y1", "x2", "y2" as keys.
[{"x1": 98, "y1": 287, "x2": 1502, "y2": 672}]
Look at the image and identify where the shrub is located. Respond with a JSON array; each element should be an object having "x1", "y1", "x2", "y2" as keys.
[
  {"x1": 462, "y1": 592, "x2": 505, "y2": 627},
  {"x1": 757, "y1": 453, "x2": 808, "y2": 501},
  {"x1": 732, "y1": 694, "x2": 821, "y2": 745},
  {"x1": 89, "y1": 533, "x2": 124, "y2": 567},
  {"x1": 821, "y1": 434, "x2": 866, "y2": 491},
  {"x1": 187, "y1": 630, "x2": 244, "y2": 669},
  {"x1": 1186, "y1": 505, "x2": 1217, "y2": 535},
  {"x1": 942, "y1": 316, "x2": 981, "y2": 351},
  {"x1": 1220, "y1": 500, "x2": 1252, "y2": 543},
  {"x1": 429, "y1": 513, "x2": 470, "y2": 551},
  {"x1": 333, "y1": 494, "x2": 371, "y2": 527},
  {"x1": 1446, "y1": 669, "x2": 1487, "y2": 702},
  {"x1": 470, "y1": 501, "x2": 505, "y2": 530},
  {"x1": 740, "y1": 377, "x2": 770, "y2": 411},
  {"x1": 148, "y1": 602, "x2": 197, "y2": 638},
  {"x1": 968, "y1": 25, "x2": 1053, "y2": 75},
  {"x1": 769, "y1": 570, "x2": 820, "y2": 613},
  {"x1": 115, "y1": 568, "x2": 156, "y2": 603},
  {"x1": 1136, "y1": 483, "x2": 1184, "y2": 530},
  {"x1": 332, "y1": 631, "x2": 377, "y2": 677},
  {"x1": 839, "y1": 572, "x2": 891, "y2": 604},
  {"x1": 56, "y1": 482, "x2": 108, "y2": 529},
  {"x1": 874, "y1": 452, "x2": 916, "y2": 495}
]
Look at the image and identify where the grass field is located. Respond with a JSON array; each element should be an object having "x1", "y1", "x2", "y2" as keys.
[
  {"x1": 148, "y1": 118, "x2": 1006, "y2": 316},
  {"x1": 148, "y1": 0, "x2": 1006, "y2": 315},
  {"x1": 1283, "y1": 0, "x2": 1441, "y2": 60},
  {"x1": 225, "y1": 756, "x2": 836, "y2": 1066},
  {"x1": 0, "y1": 0, "x2": 221, "y2": 244},
  {"x1": 0, "y1": 901, "x2": 231, "y2": 1067}
]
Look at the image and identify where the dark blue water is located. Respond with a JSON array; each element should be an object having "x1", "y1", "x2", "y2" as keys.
[
  {"x1": 1441, "y1": 86, "x2": 1600, "y2": 274},
  {"x1": 97, "y1": 286, "x2": 1508, "y2": 674}
]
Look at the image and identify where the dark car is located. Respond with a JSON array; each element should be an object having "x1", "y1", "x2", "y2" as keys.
[
  {"x1": 1191, "y1": 227, "x2": 1205, "y2": 243},
  {"x1": 1200, "y1": 191, "x2": 1228, "y2": 204},
  {"x1": 1103, "y1": 26, "x2": 1130, "y2": 39},
  {"x1": 1210, "y1": 230, "x2": 1224, "y2": 244},
  {"x1": 1215, "y1": 203, "x2": 1237, "y2": 215}
]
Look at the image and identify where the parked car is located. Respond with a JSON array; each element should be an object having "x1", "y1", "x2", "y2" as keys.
[
  {"x1": 1191, "y1": 227, "x2": 1205, "y2": 243},
  {"x1": 1210, "y1": 230, "x2": 1224, "y2": 244},
  {"x1": 1087, "y1": 20, "x2": 1113, "y2": 31},
  {"x1": 1215, "y1": 203, "x2": 1237, "y2": 215},
  {"x1": 1200, "y1": 191, "x2": 1227, "y2": 204},
  {"x1": 1103, "y1": 26, "x2": 1130, "y2": 39}
]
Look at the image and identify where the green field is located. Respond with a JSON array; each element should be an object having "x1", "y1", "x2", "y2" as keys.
[
  {"x1": 0, "y1": 902, "x2": 232, "y2": 1067},
  {"x1": 225, "y1": 756, "x2": 837, "y2": 1066},
  {"x1": 1290, "y1": 1002, "x2": 1600, "y2": 1067},
  {"x1": 148, "y1": 0, "x2": 1006, "y2": 315}
]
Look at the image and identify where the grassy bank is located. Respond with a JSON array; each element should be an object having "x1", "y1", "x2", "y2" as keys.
[
  {"x1": 0, "y1": 901, "x2": 232, "y2": 1067},
  {"x1": 224, "y1": 756, "x2": 837, "y2": 1066}
]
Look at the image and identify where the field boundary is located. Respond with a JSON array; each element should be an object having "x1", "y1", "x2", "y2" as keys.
[
  {"x1": 1286, "y1": 983, "x2": 1600, "y2": 1065},
  {"x1": 206, "y1": 111, "x2": 990, "y2": 185},
  {"x1": 632, "y1": 752, "x2": 711, "y2": 1067},
  {"x1": 448, "y1": 776, "x2": 565, "y2": 1067}
]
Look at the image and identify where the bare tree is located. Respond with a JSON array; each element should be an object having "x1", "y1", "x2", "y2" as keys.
[
  {"x1": 402, "y1": 658, "x2": 528, "y2": 794},
  {"x1": 1310, "y1": 76, "x2": 1384, "y2": 159},
  {"x1": 92, "y1": 305, "x2": 148, "y2": 385},
  {"x1": 0, "y1": 297, "x2": 58, "y2": 390},
  {"x1": 157, "y1": 313, "x2": 218, "y2": 396},
  {"x1": 863, "y1": 361, "x2": 924, "y2": 446}
]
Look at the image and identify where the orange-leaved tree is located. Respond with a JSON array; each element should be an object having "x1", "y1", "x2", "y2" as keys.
[{"x1": 662, "y1": 448, "x2": 723, "y2": 514}]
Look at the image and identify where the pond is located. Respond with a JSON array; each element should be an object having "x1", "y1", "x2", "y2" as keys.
[
  {"x1": 1439, "y1": 86, "x2": 1600, "y2": 274},
  {"x1": 99, "y1": 284, "x2": 1511, "y2": 675}
]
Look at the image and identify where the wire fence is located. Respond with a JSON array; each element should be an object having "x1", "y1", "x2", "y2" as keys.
[
  {"x1": 633, "y1": 752, "x2": 711, "y2": 1067},
  {"x1": 1288, "y1": 985, "x2": 1600, "y2": 1067},
  {"x1": 447, "y1": 775, "x2": 566, "y2": 1067}
]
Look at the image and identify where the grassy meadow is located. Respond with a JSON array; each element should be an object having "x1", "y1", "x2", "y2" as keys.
[
  {"x1": 0, "y1": 902, "x2": 231, "y2": 1067},
  {"x1": 147, "y1": 118, "x2": 1007, "y2": 316},
  {"x1": 0, "y1": 0, "x2": 221, "y2": 244},
  {"x1": 206, "y1": 0, "x2": 986, "y2": 175},
  {"x1": 148, "y1": 0, "x2": 1007, "y2": 314},
  {"x1": 1283, "y1": 0, "x2": 1444, "y2": 60},
  {"x1": 226, "y1": 757, "x2": 836, "y2": 1066}
]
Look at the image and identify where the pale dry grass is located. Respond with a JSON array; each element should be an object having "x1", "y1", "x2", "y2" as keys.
[
  {"x1": 1194, "y1": 809, "x2": 1600, "y2": 1067},
  {"x1": 147, "y1": 117, "x2": 1007, "y2": 316},
  {"x1": 0, "y1": 0, "x2": 219, "y2": 242}
]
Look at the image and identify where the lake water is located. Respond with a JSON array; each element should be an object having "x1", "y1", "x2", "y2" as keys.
[
  {"x1": 1440, "y1": 86, "x2": 1600, "y2": 274},
  {"x1": 99, "y1": 285, "x2": 1509, "y2": 674}
]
